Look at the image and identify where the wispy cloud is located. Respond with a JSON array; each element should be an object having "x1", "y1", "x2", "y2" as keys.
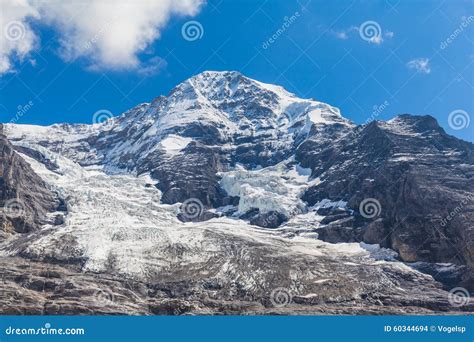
[
  {"x1": 331, "y1": 30, "x2": 350, "y2": 40},
  {"x1": 370, "y1": 35, "x2": 383, "y2": 45},
  {"x1": 0, "y1": 0, "x2": 204, "y2": 75},
  {"x1": 406, "y1": 58, "x2": 431, "y2": 74}
]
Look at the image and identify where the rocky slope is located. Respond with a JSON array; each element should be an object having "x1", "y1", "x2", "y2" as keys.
[
  {"x1": 297, "y1": 115, "x2": 474, "y2": 290},
  {"x1": 0, "y1": 124, "x2": 64, "y2": 236},
  {"x1": 1, "y1": 71, "x2": 473, "y2": 314}
]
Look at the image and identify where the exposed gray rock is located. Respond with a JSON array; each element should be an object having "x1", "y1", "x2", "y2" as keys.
[
  {"x1": 297, "y1": 115, "x2": 474, "y2": 290},
  {"x1": 249, "y1": 210, "x2": 288, "y2": 228},
  {"x1": 1, "y1": 254, "x2": 472, "y2": 315},
  {"x1": 141, "y1": 142, "x2": 227, "y2": 208},
  {"x1": 0, "y1": 126, "x2": 64, "y2": 235},
  {"x1": 1, "y1": 72, "x2": 473, "y2": 315}
]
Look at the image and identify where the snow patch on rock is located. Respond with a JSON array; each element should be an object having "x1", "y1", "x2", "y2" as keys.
[
  {"x1": 313, "y1": 198, "x2": 348, "y2": 210},
  {"x1": 360, "y1": 242, "x2": 398, "y2": 261},
  {"x1": 160, "y1": 135, "x2": 192, "y2": 155}
]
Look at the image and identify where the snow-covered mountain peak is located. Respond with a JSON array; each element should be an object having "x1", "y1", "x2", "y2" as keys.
[
  {"x1": 5, "y1": 71, "x2": 353, "y2": 172},
  {"x1": 165, "y1": 70, "x2": 281, "y2": 112},
  {"x1": 185, "y1": 70, "x2": 286, "y2": 100},
  {"x1": 160, "y1": 70, "x2": 350, "y2": 128},
  {"x1": 186, "y1": 70, "x2": 298, "y2": 101}
]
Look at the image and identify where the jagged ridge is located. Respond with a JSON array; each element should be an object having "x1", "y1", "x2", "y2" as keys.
[{"x1": 1, "y1": 71, "x2": 473, "y2": 314}]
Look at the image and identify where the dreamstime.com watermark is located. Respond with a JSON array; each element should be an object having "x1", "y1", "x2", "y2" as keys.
[
  {"x1": 2, "y1": 198, "x2": 25, "y2": 218},
  {"x1": 359, "y1": 198, "x2": 382, "y2": 219},
  {"x1": 180, "y1": 198, "x2": 204, "y2": 220},
  {"x1": 359, "y1": 20, "x2": 382, "y2": 43},
  {"x1": 448, "y1": 109, "x2": 470, "y2": 130},
  {"x1": 448, "y1": 287, "x2": 470, "y2": 307},
  {"x1": 262, "y1": 11, "x2": 301, "y2": 49},
  {"x1": 83, "y1": 15, "x2": 119, "y2": 50},
  {"x1": 9, "y1": 100, "x2": 34, "y2": 124},
  {"x1": 365, "y1": 100, "x2": 390, "y2": 124},
  {"x1": 89, "y1": 109, "x2": 115, "y2": 131},
  {"x1": 440, "y1": 16, "x2": 474, "y2": 50},
  {"x1": 270, "y1": 287, "x2": 293, "y2": 307},
  {"x1": 4, "y1": 323, "x2": 85, "y2": 336},
  {"x1": 440, "y1": 193, "x2": 473, "y2": 227},
  {"x1": 4, "y1": 20, "x2": 26, "y2": 41},
  {"x1": 181, "y1": 20, "x2": 204, "y2": 41}
]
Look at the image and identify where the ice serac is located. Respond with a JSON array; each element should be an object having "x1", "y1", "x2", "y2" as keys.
[{"x1": 1, "y1": 72, "x2": 473, "y2": 314}]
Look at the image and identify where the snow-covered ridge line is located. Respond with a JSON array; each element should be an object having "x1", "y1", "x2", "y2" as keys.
[{"x1": 4, "y1": 70, "x2": 352, "y2": 172}]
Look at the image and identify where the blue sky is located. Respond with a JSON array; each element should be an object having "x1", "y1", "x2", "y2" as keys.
[{"x1": 1, "y1": 0, "x2": 473, "y2": 141}]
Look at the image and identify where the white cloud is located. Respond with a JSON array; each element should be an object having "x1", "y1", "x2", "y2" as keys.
[
  {"x1": 332, "y1": 31, "x2": 349, "y2": 40},
  {"x1": 0, "y1": 0, "x2": 39, "y2": 74},
  {"x1": 0, "y1": 0, "x2": 204, "y2": 74},
  {"x1": 331, "y1": 26, "x2": 357, "y2": 40},
  {"x1": 370, "y1": 35, "x2": 383, "y2": 45},
  {"x1": 406, "y1": 58, "x2": 431, "y2": 74}
]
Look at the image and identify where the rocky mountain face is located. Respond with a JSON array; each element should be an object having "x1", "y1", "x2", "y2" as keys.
[
  {"x1": 0, "y1": 124, "x2": 64, "y2": 236},
  {"x1": 0, "y1": 71, "x2": 473, "y2": 314},
  {"x1": 297, "y1": 115, "x2": 474, "y2": 290}
]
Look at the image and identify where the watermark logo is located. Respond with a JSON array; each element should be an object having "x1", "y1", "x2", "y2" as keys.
[
  {"x1": 448, "y1": 109, "x2": 470, "y2": 130},
  {"x1": 359, "y1": 198, "x2": 381, "y2": 219},
  {"x1": 270, "y1": 287, "x2": 292, "y2": 307},
  {"x1": 2, "y1": 199, "x2": 25, "y2": 218},
  {"x1": 262, "y1": 12, "x2": 300, "y2": 49},
  {"x1": 440, "y1": 16, "x2": 474, "y2": 50},
  {"x1": 93, "y1": 288, "x2": 115, "y2": 306},
  {"x1": 440, "y1": 193, "x2": 473, "y2": 227},
  {"x1": 83, "y1": 15, "x2": 119, "y2": 50},
  {"x1": 365, "y1": 100, "x2": 389, "y2": 124},
  {"x1": 91, "y1": 109, "x2": 115, "y2": 130},
  {"x1": 9, "y1": 100, "x2": 34, "y2": 125},
  {"x1": 359, "y1": 21, "x2": 382, "y2": 43},
  {"x1": 181, "y1": 21, "x2": 204, "y2": 41},
  {"x1": 4, "y1": 20, "x2": 26, "y2": 41},
  {"x1": 262, "y1": 211, "x2": 280, "y2": 227},
  {"x1": 5, "y1": 322, "x2": 85, "y2": 336},
  {"x1": 448, "y1": 287, "x2": 470, "y2": 307},
  {"x1": 180, "y1": 198, "x2": 204, "y2": 220}
]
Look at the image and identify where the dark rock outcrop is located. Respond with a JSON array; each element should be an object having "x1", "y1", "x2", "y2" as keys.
[
  {"x1": 249, "y1": 210, "x2": 288, "y2": 228},
  {"x1": 140, "y1": 142, "x2": 228, "y2": 208},
  {"x1": 0, "y1": 125, "x2": 64, "y2": 234},
  {"x1": 297, "y1": 115, "x2": 474, "y2": 290}
]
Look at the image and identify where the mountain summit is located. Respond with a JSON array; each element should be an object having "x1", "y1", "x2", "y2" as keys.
[
  {"x1": 168, "y1": 70, "x2": 347, "y2": 125},
  {"x1": 1, "y1": 72, "x2": 473, "y2": 314}
]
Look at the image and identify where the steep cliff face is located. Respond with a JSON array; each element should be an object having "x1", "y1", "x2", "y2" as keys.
[
  {"x1": 297, "y1": 115, "x2": 474, "y2": 289},
  {"x1": 0, "y1": 124, "x2": 64, "y2": 235},
  {"x1": 1, "y1": 72, "x2": 473, "y2": 314}
]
